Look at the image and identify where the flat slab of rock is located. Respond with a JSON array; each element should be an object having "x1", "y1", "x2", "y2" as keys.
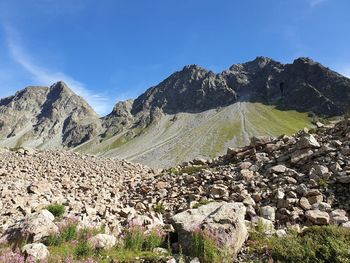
[{"x1": 269, "y1": 165, "x2": 287, "y2": 174}]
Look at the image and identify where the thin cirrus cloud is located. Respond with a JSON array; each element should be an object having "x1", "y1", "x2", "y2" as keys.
[{"x1": 4, "y1": 27, "x2": 112, "y2": 116}]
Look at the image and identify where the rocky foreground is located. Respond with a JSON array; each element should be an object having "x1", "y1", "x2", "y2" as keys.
[{"x1": 1, "y1": 118, "x2": 350, "y2": 262}]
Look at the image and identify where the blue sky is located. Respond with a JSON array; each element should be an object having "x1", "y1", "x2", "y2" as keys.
[{"x1": 0, "y1": 0, "x2": 349, "y2": 115}]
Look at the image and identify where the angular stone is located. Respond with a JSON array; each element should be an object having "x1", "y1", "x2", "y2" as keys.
[
  {"x1": 291, "y1": 149, "x2": 314, "y2": 164},
  {"x1": 269, "y1": 165, "x2": 287, "y2": 174},
  {"x1": 307, "y1": 194, "x2": 323, "y2": 205},
  {"x1": 297, "y1": 134, "x2": 320, "y2": 149},
  {"x1": 305, "y1": 210, "x2": 329, "y2": 225},
  {"x1": 299, "y1": 197, "x2": 311, "y2": 210},
  {"x1": 89, "y1": 234, "x2": 116, "y2": 249},
  {"x1": 209, "y1": 185, "x2": 229, "y2": 199}
]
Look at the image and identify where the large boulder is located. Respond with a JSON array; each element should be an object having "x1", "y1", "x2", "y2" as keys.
[
  {"x1": 0, "y1": 210, "x2": 58, "y2": 245},
  {"x1": 171, "y1": 202, "x2": 247, "y2": 259},
  {"x1": 89, "y1": 234, "x2": 117, "y2": 249},
  {"x1": 22, "y1": 243, "x2": 49, "y2": 260}
]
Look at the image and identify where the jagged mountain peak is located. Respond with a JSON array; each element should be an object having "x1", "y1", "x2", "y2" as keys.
[
  {"x1": 292, "y1": 57, "x2": 318, "y2": 65},
  {"x1": 227, "y1": 56, "x2": 280, "y2": 72},
  {"x1": 50, "y1": 80, "x2": 74, "y2": 95},
  {"x1": 182, "y1": 64, "x2": 208, "y2": 71},
  {"x1": 0, "y1": 82, "x2": 101, "y2": 149}
]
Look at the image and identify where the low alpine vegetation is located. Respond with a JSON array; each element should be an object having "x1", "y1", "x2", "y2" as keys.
[
  {"x1": 248, "y1": 225, "x2": 350, "y2": 263},
  {"x1": 45, "y1": 217, "x2": 79, "y2": 246},
  {"x1": 45, "y1": 204, "x2": 65, "y2": 219},
  {"x1": 190, "y1": 228, "x2": 223, "y2": 263}
]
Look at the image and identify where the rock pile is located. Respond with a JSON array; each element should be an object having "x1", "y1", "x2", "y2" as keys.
[
  {"x1": 0, "y1": 149, "x2": 156, "y2": 235},
  {"x1": 121, "y1": 118, "x2": 350, "y2": 232},
  {"x1": 1, "y1": 118, "x2": 350, "y2": 260}
]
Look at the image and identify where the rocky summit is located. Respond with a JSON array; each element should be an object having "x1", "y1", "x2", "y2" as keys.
[
  {"x1": 1, "y1": 57, "x2": 350, "y2": 167},
  {"x1": 1, "y1": 117, "x2": 350, "y2": 261}
]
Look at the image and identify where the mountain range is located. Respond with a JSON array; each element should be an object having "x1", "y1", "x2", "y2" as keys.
[{"x1": 1, "y1": 56, "x2": 350, "y2": 167}]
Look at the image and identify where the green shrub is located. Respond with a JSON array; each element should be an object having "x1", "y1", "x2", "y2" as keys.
[
  {"x1": 62, "y1": 223, "x2": 78, "y2": 242},
  {"x1": 144, "y1": 228, "x2": 165, "y2": 251},
  {"x1": 124, "y1": 226, "x2": 145, "y2": 251},
  {"x1": 74, "y1": 241, "x2": 94, "y2": 259},
  {"x1": 46, "y1": 204, "x2": 65, "y2": 218},
  {"x1": 317, "y1": 178, "x2": 329, "y2": 188},
  {"x1": 249, "y1": 225, "x2": 350, "y2": 263},
  {"x1": 191, "y1": 230, "x2": 222, "y2": 263},
  {"x1": 154, "y1": 203, "x2": 166, "y2": 214}
]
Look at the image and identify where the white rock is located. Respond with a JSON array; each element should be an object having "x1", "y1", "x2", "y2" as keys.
[
  {"x1": 89, "y1": 233, "x2": 116, "y2": 249},
  {"x1": 22, "y1": 243, "x2": 49, "y2": 260}
]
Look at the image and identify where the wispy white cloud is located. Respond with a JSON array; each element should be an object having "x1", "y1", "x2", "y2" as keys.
[
  {"x1": 309, "y1": 0, "x2": 327, "y2": 7},
  {"x1": 4, "y1": 26, "x2": 112, "y2": 115}
]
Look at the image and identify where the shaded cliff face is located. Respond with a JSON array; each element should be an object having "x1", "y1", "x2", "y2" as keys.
[
  {"x1": 0, "y1": 81, "x2": 101, "y2": 148},
  {"x1": 222, "y1": 57, "x2": 350, "y2": 115},
  {"x1": 279, "y1": 58, "x2": 350, "y2": 115}
]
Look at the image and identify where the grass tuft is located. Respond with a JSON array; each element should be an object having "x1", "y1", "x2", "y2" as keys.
[
  {"x1": 191, "y1": 229, "x2": 223, "y2": 263},
  {"x1": 46, "y1": 204, "x2": 65, "y2": 219}
]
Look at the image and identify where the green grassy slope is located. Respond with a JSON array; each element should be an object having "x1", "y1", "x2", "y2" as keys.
[{"x1": 76, "y1": 102, "x2": 313, "y2": 167}]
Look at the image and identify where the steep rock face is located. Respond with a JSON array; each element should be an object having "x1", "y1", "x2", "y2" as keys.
[
  {"x1": 279, "y1": 58, "x2": 350, "y2": 115},
  {"x1": 132, "y1": 65, "x2": 237, "y2": 115},
  {"x1": 221, "y1": 56, "x2": 284, "y2": 101},
  {"x1": 0, "y1": 81, "x2": 101, "y2": 148},
  {"x1": 221, "y1": 57, "x2": 350, "y2": 115},
  {"x1": 102, "y1": 100, "x2": 134, "y2": 137},
  {"x1": 0, "y1": 86, "x2": 49, "y2": 139}
]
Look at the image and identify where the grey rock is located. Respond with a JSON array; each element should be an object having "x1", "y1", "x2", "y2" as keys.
[
  {"x1": 22, "y1": 243, "x2": 49, "y2": 260},
  {"x1": 171, "y1": 202, "x2": 247, "y2": 259}
]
